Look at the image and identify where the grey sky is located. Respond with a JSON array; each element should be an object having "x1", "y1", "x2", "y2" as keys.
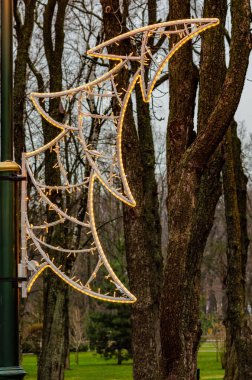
[{"x1": 235, "y1": 54, "x2": 252, "y2": 135}]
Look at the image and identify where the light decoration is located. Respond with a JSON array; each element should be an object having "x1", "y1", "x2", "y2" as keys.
[{"x1": 20, "y1": 18, "x2": 219, "y2": 303}]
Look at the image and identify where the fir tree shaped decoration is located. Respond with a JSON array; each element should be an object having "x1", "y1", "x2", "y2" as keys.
[{"x1": 20, "y1": 18, "x2": 219, "y2": 303}]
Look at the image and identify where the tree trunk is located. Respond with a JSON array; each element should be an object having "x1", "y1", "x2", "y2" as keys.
[
  {"x1": 117, "y1": 349, "x2": 122, "y2": 365},
  {"x1": 13, "y1": 0, "x2": 36, "y2": 164},
  {"x1": 160, "y1": 0, "x2": 251, "y2": 378},
  {"x1": 38, "y1": 2, "x2": 69, "y2": 380},
  {"x1": 100, "y1": 1, "x2": 163, "y2": 379},
  {"x1": 223, "y1": 122, "x2": 252, "y2": 379},
  {"x1": 160, "y1": 1, "x2": 200, "y2": 378},
  {"x1": 75, "y1": 350, "x2": 79, "y2": 366},
  {"x1": 13, "y1": 0, "x2": 37, "y2": 363},
  {"x1": 122, "y1": 91, "x2": 163, "y2": 380},
  {"x1": 38, "y1": 277, "x2": 69, "y2": 380}
]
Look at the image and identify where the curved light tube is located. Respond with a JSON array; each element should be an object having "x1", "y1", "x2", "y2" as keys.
[{"x1": 21, "y1": 19, "x2": 219, "y2": 303}]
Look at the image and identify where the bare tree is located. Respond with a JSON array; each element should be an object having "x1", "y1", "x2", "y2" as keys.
[
  {"x1": 160, "y1": 0, "x2": 251, "y2": 379},
  {"x1": 69, "y1": 306, "x2": 86, "y2": 365},
  {"x1": 14, "y1": 0, "x2": 37, "y2": 164},
  {"x1": 223, "y1": 121, "x2": 252, "y2": 379},
  {"x1": 100, "y1": 1, "x2": 163, "y2": 379},
  {"x1": 36, "y1": 2, "x2": 70, "y2": 380},
  {"x1": 16, "y1": 2, "x2": 252, "y2": 380}
]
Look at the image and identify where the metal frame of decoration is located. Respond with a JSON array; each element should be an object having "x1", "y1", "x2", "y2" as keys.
[{"x1": 19, "y1": 18, "x2": 219, "y2": 303}]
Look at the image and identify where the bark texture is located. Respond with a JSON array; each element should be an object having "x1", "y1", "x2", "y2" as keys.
[
  {"x1": 13, "y1": 0, "x2": 37, "y2": 363},
  {"x1": 223, "y1": 122, "x2": 252, "y2": 380},
  {"x1": 100, "y1": 1, "x2": 163, "y2": 379},
  {"x1": 14, "y1": 0, "x2": 37, "y2": 164},
  {"x1": 160, "y1": 0, "x2": 251, "y2": 379},
  {"x1": 199, "y1": 4, "x2": 252, "y2": 377},
  {"x1": 38, "y1": 2, "x2": 70, "y2": 380},
  {"x1": 161, "y1": 2, "x2": 200, "y2": 378}
]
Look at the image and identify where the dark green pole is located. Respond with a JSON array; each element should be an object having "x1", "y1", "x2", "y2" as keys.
[{"x1": 0, "y1": 0, "x2": 26, "y2": 378}]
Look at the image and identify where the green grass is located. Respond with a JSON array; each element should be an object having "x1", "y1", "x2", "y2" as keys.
[
  {"x1": 198, "y1": 342, "x2": 224, "y2": 380},
  {"x1": 23, "y1": 352, "x2": 133, "y2": 380},
  {"x1": 22, "y1": 342, "x2": 224, "y2": 380}
]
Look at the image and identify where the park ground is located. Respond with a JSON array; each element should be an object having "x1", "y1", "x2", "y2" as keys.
[{"x1": 23, "y1": 342, "x2": 224, "y2": 380}]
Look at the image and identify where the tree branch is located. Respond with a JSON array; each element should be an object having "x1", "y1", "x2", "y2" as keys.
[{"x1": 187, "y1": 0, "x2": 251, "y2": 168}]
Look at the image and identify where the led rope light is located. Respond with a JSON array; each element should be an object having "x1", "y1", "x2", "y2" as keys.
[
  {"x1": 20, "y1": 18, "x2": 219, "y2": 303},
  {"x1": 87, "y1": 18, "x2": 219, "y2": 101}
]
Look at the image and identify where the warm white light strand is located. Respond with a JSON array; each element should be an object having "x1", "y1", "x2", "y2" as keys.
[{"x1": 20, "y1": 18, "x2": 219, "y2": 303}]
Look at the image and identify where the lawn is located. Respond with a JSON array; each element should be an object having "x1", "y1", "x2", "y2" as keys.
[
  {"x1": 198, "y1": 342, "x2": 224, "y2": 380},
  {"x1": 22, "y1": 342, "x2": 224, "y2": 380},
  {"x1": 23, "y1": 352, "x2": 133, "y2": 380}
]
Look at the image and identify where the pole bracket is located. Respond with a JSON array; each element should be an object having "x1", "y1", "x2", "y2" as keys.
[{"x1": 0, "y1": 277, "x2": 28, "y2": 283}]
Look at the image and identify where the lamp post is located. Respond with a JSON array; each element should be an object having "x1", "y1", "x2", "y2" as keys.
[{"x1": 0, "y1": 0, "x2": 26, "y2": 378}]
